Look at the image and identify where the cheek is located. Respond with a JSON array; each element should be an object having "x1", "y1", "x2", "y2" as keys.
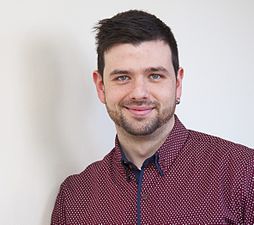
[
  {"x1": 104, "y1": 88, "x2": 124, "y2": 106},
  {"x1": 160, "y1": 94, "x2": 176, "y2": 106},
  {"x1": 152, "y1": 84, "x2": 176, "y2": 101},
  {"x1": 104, "y1": 78, "x2": 130, "y2": 95}
]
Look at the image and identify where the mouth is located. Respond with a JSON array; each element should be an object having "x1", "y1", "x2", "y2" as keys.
[{"x1": 124, "y1": 106, "x2": 155, "y2": 117}]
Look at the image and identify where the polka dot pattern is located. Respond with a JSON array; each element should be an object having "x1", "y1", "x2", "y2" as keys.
[{"x1": 51, "y1": 116, "x2": 254, "y2": 224}]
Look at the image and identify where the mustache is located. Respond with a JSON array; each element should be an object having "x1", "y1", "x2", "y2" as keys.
[{"x1": 120, "y1": 99, "x2": 159, "y2": 107}]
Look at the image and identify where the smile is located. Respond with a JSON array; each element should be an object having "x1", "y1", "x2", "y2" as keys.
[{"x1": 124, "y1": 106, "x2": 154, "y2": 117}]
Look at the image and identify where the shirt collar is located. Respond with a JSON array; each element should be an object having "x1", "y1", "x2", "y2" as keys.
[
  {"x1": 112, "y1": 115, "x2": 189, "y2": 180},
  {"x1": 156, "y1": 115, "x2": 189, "y2": 174},
  {"x1": 120, "y1": 149, "x2": 164, "y2": 179}
]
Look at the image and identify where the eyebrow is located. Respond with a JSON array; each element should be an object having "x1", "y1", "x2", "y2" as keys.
[
  {"x1": 109, "y1": 69, "x2": 131, "y2": 76},
  {"x1": 144, "y1": 66, "x2": 169, "y2": 74},
  {"x1": 109, "y1": 66, "x2": 169, "y2": 76}
]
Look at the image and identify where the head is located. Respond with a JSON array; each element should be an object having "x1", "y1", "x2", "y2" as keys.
[
  {"x1": 93, "y1": 10, "x2": 184, "y2": 137},
  {"x1": 94, "y1": 10, "x2": 179, "y2": 79}
]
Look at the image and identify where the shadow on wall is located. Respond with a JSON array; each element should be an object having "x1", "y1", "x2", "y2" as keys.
[{"x1": 22, "y1": 33, "x2": 99, "y2": 224}]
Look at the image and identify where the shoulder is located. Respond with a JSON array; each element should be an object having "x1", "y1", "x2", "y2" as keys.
[
  {"x1": 187, "y1": 129, "x2": 254, "y2": 163},
  {"x1": 189, "y1": 129, "x2": 253, "y2": 152},
  {"x1": 60, "y1": 148, "x2": 115, "y2": 193}
]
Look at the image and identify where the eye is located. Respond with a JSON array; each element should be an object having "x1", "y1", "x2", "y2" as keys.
[
  {"x1": 116, "y1": 75, "x2": 130, "y2": 82},
  {"x1": 150, "y1": 74, "x2": 161, "y2": 80}
]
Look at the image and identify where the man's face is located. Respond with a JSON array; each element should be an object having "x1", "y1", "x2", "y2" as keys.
[{"x1": 93, "y1": 40, "x2": 183, "y2": 136}]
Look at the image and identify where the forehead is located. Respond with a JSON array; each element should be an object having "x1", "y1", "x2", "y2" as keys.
[{"x1": 103, "y1": 40, "x2": 173, "y2": 74}]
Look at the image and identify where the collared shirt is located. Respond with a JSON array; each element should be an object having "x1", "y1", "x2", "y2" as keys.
[{"x1": 51, "y1": 116, "x2": 254, "y2": 224}]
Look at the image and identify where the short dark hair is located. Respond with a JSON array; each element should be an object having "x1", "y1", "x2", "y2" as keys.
[{"x1": 94, "y1": 10, "x2": 179, "y2": 77}]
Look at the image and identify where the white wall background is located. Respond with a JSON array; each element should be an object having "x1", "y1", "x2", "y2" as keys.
[{"x1": 1, "y1": 0, "x2": 253, "y2": 224}]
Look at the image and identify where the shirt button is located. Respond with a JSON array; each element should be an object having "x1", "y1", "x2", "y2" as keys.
[{"x1": 142, "y1": 193, "x2": 148, "y2": 200}]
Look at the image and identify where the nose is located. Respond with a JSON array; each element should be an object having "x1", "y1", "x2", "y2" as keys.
[{"x1": 129, "y1": 77, "x2": 149, "y2": 100}]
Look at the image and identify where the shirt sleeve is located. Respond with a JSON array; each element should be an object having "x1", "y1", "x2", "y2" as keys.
[
  {"x1": 51, "y1": 184, "x2": 66, "y2": 225},
  {"x1": 244, "y1": 153, "x2": 254, "y2": 224}
]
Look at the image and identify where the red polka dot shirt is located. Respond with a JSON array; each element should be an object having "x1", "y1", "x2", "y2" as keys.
[{"x1": 51, "y1": 116, "x2": 254, "y2": 224}]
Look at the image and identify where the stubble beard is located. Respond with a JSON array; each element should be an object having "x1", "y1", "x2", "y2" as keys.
[{"x1": 105, "y1": 99, "x2": 176, "y2": 136}]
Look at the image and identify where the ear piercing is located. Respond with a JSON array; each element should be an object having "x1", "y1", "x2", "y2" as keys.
[{"x1": 176, "y1": 98, "x2": 180, "y2": 105}]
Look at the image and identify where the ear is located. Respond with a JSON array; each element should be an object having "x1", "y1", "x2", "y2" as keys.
[
  {"x1": 176, "y1": 67, "x2": 184, "y2": 100},
  {"x1": 93, "y1": 70, "x2": 106, "y2": 104}
]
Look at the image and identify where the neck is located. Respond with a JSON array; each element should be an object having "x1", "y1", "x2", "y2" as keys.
[{"x1": 116, "y1": 116, "x2": 175, "y2": 169}]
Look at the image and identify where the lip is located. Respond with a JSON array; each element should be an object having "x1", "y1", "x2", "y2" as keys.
[{"x1": 124, "y1": 106, "x2": 154, "y2": 117}]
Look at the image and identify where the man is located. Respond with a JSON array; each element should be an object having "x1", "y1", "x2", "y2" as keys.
[{"x1": 51, "y1": 10, "x2": 254, "y2": 224}]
